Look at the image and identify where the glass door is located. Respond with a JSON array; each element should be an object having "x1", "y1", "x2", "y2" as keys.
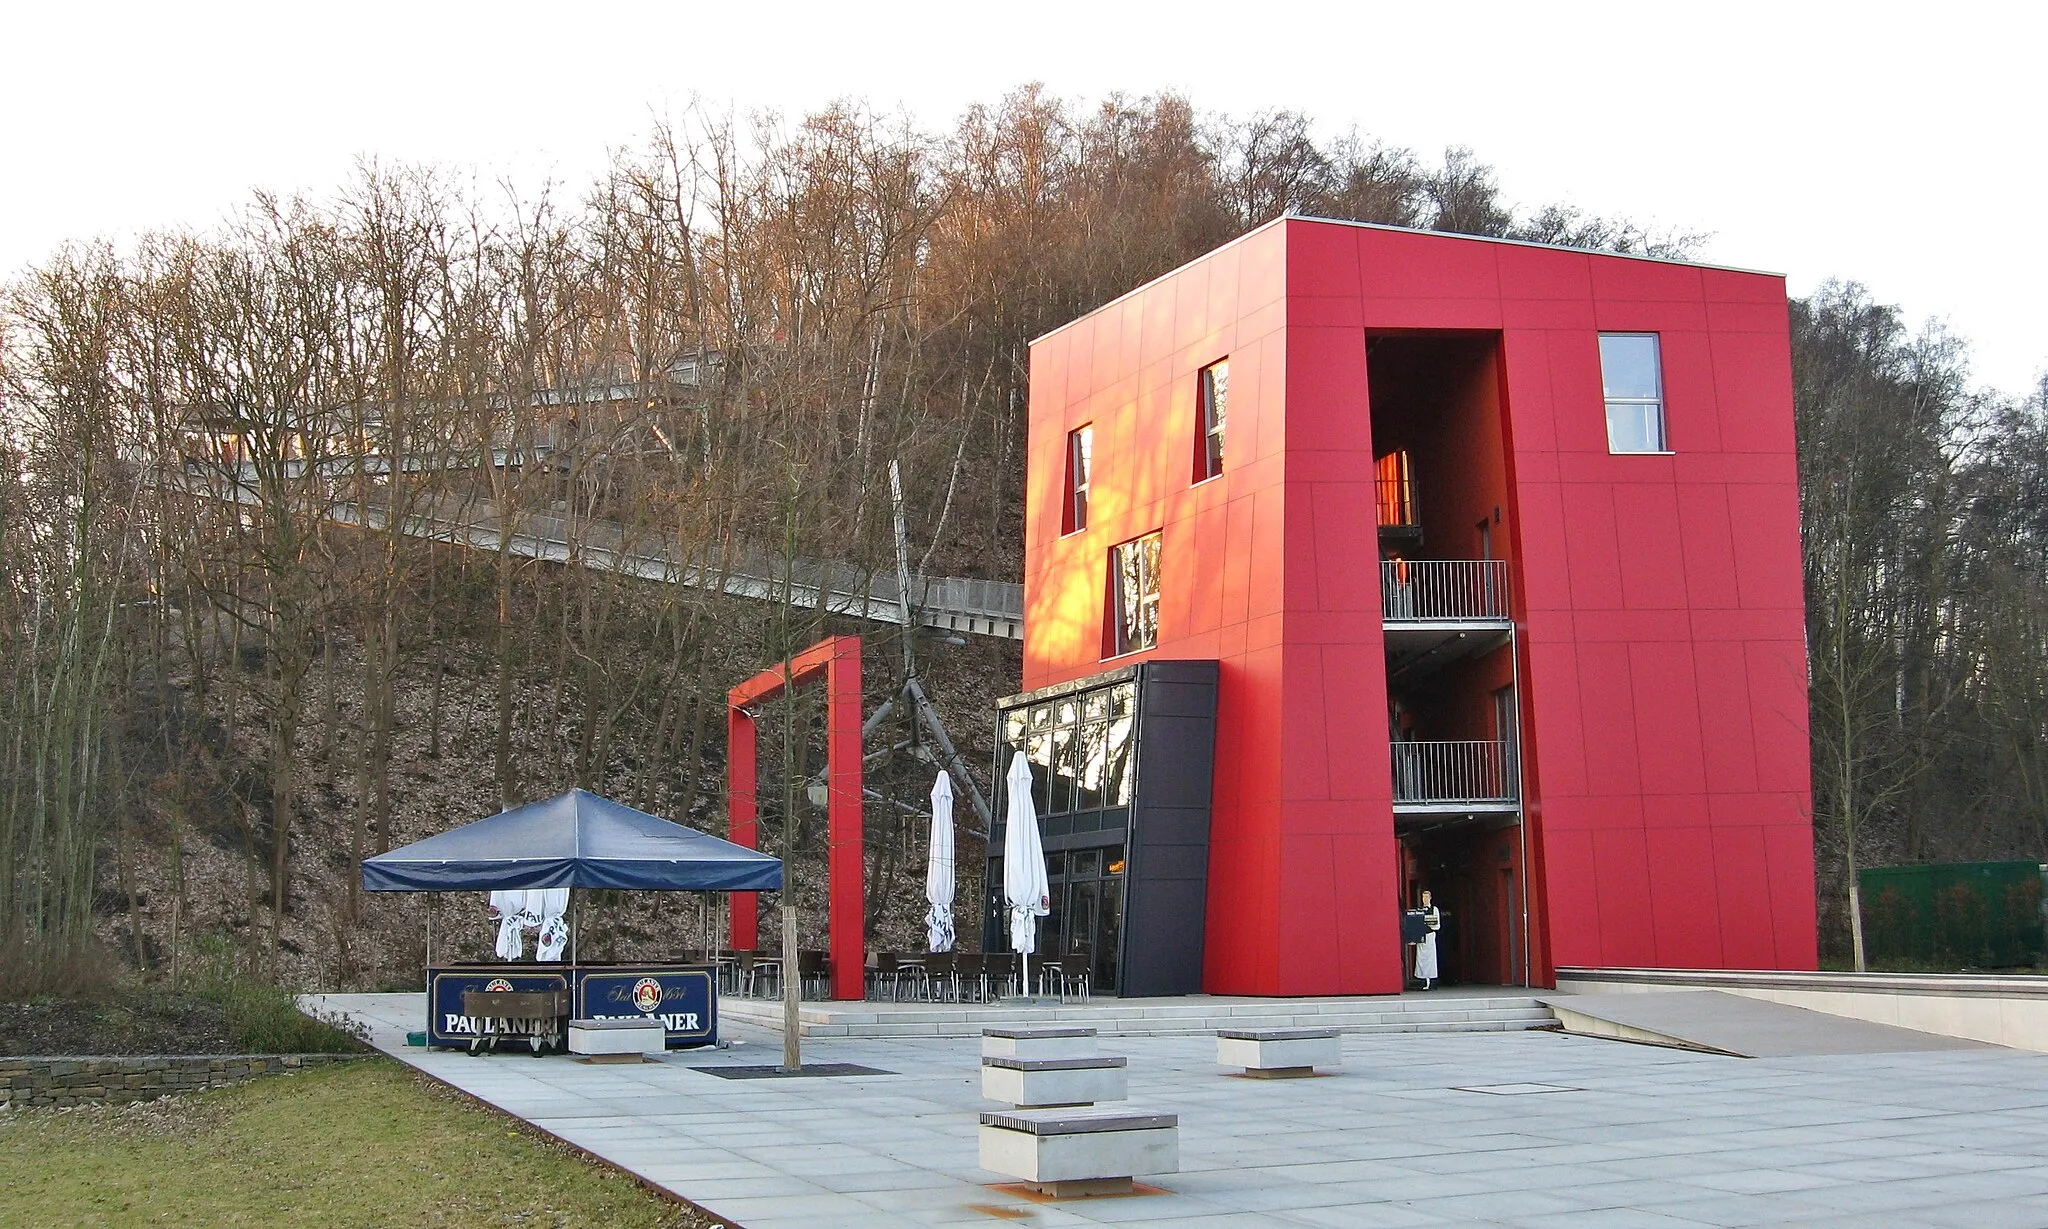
[{"x1": 1042, "y1": 843, "x2": 1126, "y2": 994}]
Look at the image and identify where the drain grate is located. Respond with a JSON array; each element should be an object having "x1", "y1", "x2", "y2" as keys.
[
  {"x1": 690, "y1": 1062, "x2": 894, "y2": 1079},
  {"x1": 1451, "y1": 1082, "x2": 1580, "y2": 1095}
]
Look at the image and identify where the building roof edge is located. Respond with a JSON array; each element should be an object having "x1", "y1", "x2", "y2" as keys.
[
  {"x1": 1027, "y1": 215, "x2": 1786, "y2": 348},
  {"x1": 1027, "y1": 215, "x2": 1290, "y2": 348}
]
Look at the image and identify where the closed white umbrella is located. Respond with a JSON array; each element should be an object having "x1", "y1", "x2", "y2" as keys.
[
  {"x1": 1002, "y1": 750, "x2": 1051, "y2": 996},
  {"x1": 925, "y1": 772, "x2": 956, "y2": 952}
]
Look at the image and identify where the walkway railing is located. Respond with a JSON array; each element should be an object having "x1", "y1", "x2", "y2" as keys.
[
  {"x1": 1392, "y1": 739, "x2": 1517, "y2": 806},
  {"x1": 1382, "y1": 559, "x2": 1510, "y2": 622}
]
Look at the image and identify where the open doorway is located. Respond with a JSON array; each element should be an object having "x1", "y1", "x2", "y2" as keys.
[{"x1": 1398, "y1": 818, "x2": 1526, "y2": 987}]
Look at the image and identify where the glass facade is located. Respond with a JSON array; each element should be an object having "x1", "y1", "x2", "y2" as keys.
[{"x1": 990, "y1": 675, "x2": 1138, "y2": 992}]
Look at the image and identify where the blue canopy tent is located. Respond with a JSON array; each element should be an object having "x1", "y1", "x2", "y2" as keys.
[
  {"x1": 362, "y1": 788, "x2": 782, "y2": 893},
  {"x1": 365, "y1": 790, "x2": 780, "y2": 1052}
]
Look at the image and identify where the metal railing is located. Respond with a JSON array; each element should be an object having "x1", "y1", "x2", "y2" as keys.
[
  {"x1": 1391, "y1": 739, "x2": 1517, "y2": 806},
  {"x1": 1381, "y1": 559, "x2": 1510, "y2": 622}
]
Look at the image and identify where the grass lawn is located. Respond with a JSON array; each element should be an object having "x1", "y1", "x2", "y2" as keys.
[{"x1": 0, "y1": 1059, "x2": 720, "y2": 1227}]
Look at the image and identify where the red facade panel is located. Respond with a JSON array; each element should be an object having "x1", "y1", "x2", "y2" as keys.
[{"x1": 1023, "y1": 218, "x2": 1816, "y2": 993}]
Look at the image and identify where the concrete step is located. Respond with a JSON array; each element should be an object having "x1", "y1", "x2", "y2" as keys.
[
  {"x1": 720, "y1": 998, "x2": 1549, "y2": 1029},
  {"x1": 718, "y1": 996, "x2": 1559, "y2": 1039}
]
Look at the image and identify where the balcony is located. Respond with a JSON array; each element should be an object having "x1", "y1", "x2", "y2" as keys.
[
  {"x1": 1381, "y1": 559, "x2": 1509, "y2": 623},
  {"x1": 1392, "y1": 740, "x2": 1518, "y2": 812},
  {"x1": 1382, "y1": 560, "x2": 1512, "y2": 682}
]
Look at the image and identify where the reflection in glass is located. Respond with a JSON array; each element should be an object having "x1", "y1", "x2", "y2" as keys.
[
  {"x1": 1598, "y1": 333, "x2": 1661, "y2": 400},
  {"x1": 1078, "y1": 720, "x2": 1108, "y2": 809},
  {"x1": 1068, "y1": 879, "x2": 1100, "y2": 970},
  {"x1": 1111, "y1": 533, "x2": 1162, "y2": 654},
  {"x1": 1051, "y1": 723, "x2": 1078, "y2": 814},
  {"x1": 1098, "y1": 877, "x2": 1123, "y2": 991},
  {"x1": 1104, "y1": 712, "x2": 1135, "y2": 806},
  {"x1": 1027, "y1": 732, "x2": 1052, "y2": 815}
]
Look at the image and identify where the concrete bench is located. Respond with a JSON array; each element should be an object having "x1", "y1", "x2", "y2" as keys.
[
  {"x1": 568, "y1": 1017, "x2": 667, "y2": 1056},
  {"x1": 1216, "y1": 1027, "x2": 1341, "y2": 1077},
  {"x1": 982, "y1": 1025, "x2": 1097, "y2": 1061},
  {"x1": 978, "y1": 1107, "x2": 1178, "y2": 1197},
  {"x1": 982, "y1": 1055, "x2": 1127, "y2": 1108}
]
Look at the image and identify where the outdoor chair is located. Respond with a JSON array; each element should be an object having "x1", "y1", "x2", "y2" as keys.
[
  {"x1": 738, "y1": 951, "x2": 780, "y2": 999},
  {"x1": 797, "y1": 950, "x2": 830, "y2": 1000},
  {"x1": 953, "y1": 952, "x2": 986, "y2": 1003},
  {"x1": 1035, "y1": 960, "x2": 1091, "y2": 1002},
  {"x1": 921, "y1": 952, "x2": 960, "y2": 1002},
  {"x1": 983, "y1": 952, "x2": 1020, "y2": 1000}
]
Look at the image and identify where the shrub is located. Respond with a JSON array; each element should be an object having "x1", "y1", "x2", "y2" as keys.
[{"x1": 190, "y1": 937, "x2": 366, "y2": 1053}]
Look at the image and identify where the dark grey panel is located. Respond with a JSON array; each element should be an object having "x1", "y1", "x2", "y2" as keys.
[
  {"x1": 1120, "y1": 877, "x2": 1210, "y2": 997},
  {"x1": 1121, "y1": 661, "x2": 1219, "y2": 997},
  {"x1": 1133, "y1": 841, "x2": 1210, "y2": 881}
]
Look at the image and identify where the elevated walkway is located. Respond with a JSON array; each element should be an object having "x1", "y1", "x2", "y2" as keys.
[
  {"x1": 1540, "y1": 990, "x2": 1990, "y2": 1058},
  {"x1": 157, "y1": 469, "x2": 1026, "y2": 640},
  {"x1": 717, "y1": 987, "x2": 1555, "y2": 1039}
]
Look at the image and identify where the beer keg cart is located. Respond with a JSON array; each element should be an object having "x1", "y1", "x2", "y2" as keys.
[{"x1": 460, "y1": 988, "x2": 571, "y2": 1056}]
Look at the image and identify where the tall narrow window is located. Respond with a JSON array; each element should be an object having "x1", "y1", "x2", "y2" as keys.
[
  {"x1": 1064, "y1": 425, "x2": 1093, "y2": 533},
  {"x1": 1107, "y1": 531, "x2": 1162, "y2": 656},
  {"x1": 1375, "y1": 450, "x2": 1417, "y2": 528},
  {"x1": 1195, "y1": 359, "x2": 1228, "y2": 482},
  {"x1": 1599, "y1": 333, "x2": 1666, "y2": 453}
]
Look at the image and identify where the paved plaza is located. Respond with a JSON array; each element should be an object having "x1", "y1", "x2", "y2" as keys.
[{"x1": 313, "y1": 992, "x2": 2048, "y2": 1228}]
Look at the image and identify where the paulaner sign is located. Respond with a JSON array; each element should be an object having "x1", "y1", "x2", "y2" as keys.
[
  {"x1": 427, "y1": 965, "x2": 717, "y2": 1049},
  {"x1": 576, "y1": 968, "x2": 716, "y2": 1043}
]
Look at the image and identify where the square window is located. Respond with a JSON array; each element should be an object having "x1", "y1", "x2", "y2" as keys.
[
  {"x1": 1598, "y1": 333, "x2": 1666, "y2": 453},
  {"x1": 1064, "y1": 425, "x2": 1093, "y2": 533},
  {"x1": 1194, "y1": 359, "x2": 1227, "y2": 482},
  {"x1": 1106, "y1": 531, "x2": 1162, "y2": 656}
]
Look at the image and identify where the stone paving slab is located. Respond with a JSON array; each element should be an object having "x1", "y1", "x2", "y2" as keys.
[
  {"x1": 311, "y1": 991, "x2": 2048, "y2": 1227},
  {"x1": 1541, "y1": 990, "x2": 1989, "y2": 1057}
]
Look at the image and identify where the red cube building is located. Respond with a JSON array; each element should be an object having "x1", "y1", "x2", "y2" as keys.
[{"x1": 1005, "y1": 217, "x2": 1816, "y2": 996}]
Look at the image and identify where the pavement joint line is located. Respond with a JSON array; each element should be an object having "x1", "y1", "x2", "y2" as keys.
[{"x1": 307, "y1": 992, "x2": 2048, "y2": 1227}]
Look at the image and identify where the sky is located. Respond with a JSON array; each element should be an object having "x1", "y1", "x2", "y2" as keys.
[{"x1": 5, "y1": 1, "x2": 2042, "y2": 395}]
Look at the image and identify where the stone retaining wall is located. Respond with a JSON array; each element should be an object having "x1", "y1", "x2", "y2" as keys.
[{"x1": 0, "y1": 1053, "x2": 361, "y2": 1108}]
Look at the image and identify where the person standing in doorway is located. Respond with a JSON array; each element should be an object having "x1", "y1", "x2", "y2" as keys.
[{"x1": 1414, "y1": 889, "x2": 1443, "y2": 990}]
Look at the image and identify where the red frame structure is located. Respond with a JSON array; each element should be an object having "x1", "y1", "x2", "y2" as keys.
[
  {"x1": 726, "y1": 635, "x2": 865, "y2": 1001},
  {"x1": 1022, "y1": 218, "x2": 1816, "y2": 995}
]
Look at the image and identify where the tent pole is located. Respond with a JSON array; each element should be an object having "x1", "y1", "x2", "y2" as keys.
[
  {"x1": 570, "y1": 891, "x2": 578, "y2": 966},
  {"x1": 424, "y1": 894, "x2": 433, "y2": 980}
]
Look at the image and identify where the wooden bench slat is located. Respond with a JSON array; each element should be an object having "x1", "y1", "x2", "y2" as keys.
[
  {"x1": 981, "y1": 1055, "x2": 1127, "y2": 1072},
  {"x1": 982, "y1": 1026, "x2": 1095, "y2": 1039},
  {"x1": 1216, "y1": 1027, "x2": 1338, "y2": 1041},
  {"x1": 980, "y1": 1109, "x2": 1177, "y2": 1135}
]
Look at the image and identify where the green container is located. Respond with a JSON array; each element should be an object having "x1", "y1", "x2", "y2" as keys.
[
  {"x1": 405, "y1": 1030, "x2": 428, "y2": 1047},
  {"x1": 1859, "y1": 861, "x2": 2046, "y2": 970}
]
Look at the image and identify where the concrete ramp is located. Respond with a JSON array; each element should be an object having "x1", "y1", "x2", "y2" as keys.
[{"x1": 1539, "y1": 990, "x2": 1993, "y2": 1057}]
